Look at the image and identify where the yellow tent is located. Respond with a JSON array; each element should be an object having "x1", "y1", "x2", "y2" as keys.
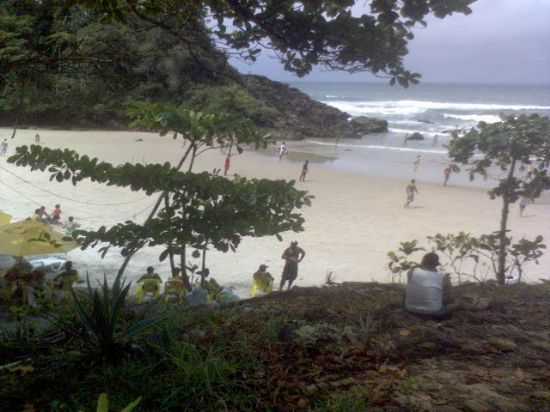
[
  {"x1": 0, "y1": 211, "x2": 11, "y2": 226},
  {"x1": 0, "y1": 219, "x2": 78, "y2": 256}
]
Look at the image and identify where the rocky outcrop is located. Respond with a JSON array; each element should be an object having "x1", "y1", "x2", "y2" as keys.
[
  {"x1": 350, "y1": 116, "x2": 388, "y2": 135},
  {"x1": 242, "y1": 75, "x2": 387, "y2": 140},
  {"x1": 242, "y1": 75, "x2": 351, "y2": 139}
]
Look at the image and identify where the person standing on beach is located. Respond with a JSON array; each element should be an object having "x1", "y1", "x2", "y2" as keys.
[
  {"x1": 0, "y1": 139, "x2": 7, "y2": 156},
  {"x1": 224, "y1": 154, "x2": 231, "y2": 176},
  {"x1": 405, "y1": 179, "x2": 418, "y2": 208},
  {"x1": 35, "y1": 133, "x2": 40, "y2": 144},
  {"x1": 413, "y1": 155, "x2": 422, "y2": 173},
  {"x1": 519, "y1": 196, "x2": 530, "y2": 217},
  {"x1": 279, "y1": 142, "x2": 288, "y2": 160},
  {"x1": 443, "y1": 166, "x2": 452, "y2": 186},
  {"x1": 299, "y1": 160, "x2": 309, "y2": 182},
  {"x1": 280, "y1": 241, "x2": 306, "y2": 290}
]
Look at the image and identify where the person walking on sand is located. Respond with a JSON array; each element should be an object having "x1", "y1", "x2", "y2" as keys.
[
  {"x1": 299, "y1": 160, "x2": 309, "y2": 182},
  {"x1": 443, "y1": 166, "x2": 452, "y2": 186},
  {"x1": 280, "y1": 241, "x2": 305, "y2": 290},
  {"x1": 413, "y1": 155, "x2": 422, "y2": 173},
  {"x1": 404, "y1": 179, "x2": 418, "y2": 208},
  {"x1": 224, "y1": 154, "x2": 231, "y2": 176},
  {"x1": 279, "y1": 142, "x2": 288, "y2": 160}
]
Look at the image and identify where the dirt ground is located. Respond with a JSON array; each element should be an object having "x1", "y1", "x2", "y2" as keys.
[{"x1": 220, "y1": 281, "x2": 550, "y2": 411}]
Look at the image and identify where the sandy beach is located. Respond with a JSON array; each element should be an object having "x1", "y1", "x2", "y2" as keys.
[{"x1": 1, "y1": 127, "x2": 550, "y2": 295}]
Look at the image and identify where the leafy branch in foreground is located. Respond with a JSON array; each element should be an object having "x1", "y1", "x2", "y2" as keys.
[
  {"x1": 9, "y1": 145, "x2": 313, "y2": 283},
  {"x1": 449, "y1": 114, "x2": 550, "y2": 285}
]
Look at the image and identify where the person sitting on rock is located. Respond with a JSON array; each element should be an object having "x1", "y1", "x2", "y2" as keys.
[
  {"x1": 136, "y1": 266, "x2": 162, "y2": 303},
  {"x1": 251, "y1": 264, "x2": 274, "y2": 297},
  {"x1": 50, "y1": 204, "x2": 62, "y2": 224},
  {"x1": 405, "y1": 252, "x2": 453, "y2": 319}
]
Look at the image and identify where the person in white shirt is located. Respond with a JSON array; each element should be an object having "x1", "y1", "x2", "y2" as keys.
[
  {"x1": 279, "y1": 142, "x2": 288, "y2": 160},
  {"x1": 405, "y1": 252, "x2": 452, "y2": 319}
]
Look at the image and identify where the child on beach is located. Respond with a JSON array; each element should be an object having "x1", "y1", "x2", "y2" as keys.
[{"x1": 299, "y1": 160, "x2": 309, "y2": 182}]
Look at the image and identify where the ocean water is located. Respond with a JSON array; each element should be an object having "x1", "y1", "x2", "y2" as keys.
[{"x1": 290, "y1": 82, "x2": 550, "y2": 186}]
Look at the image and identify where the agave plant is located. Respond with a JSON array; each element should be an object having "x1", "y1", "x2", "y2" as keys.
[
  {"x1": 72, "y1": 272, "x2": 160, "y2": 361},
  {"x1": 86, "y1": 393, "x2": 141, "y2": 412}
]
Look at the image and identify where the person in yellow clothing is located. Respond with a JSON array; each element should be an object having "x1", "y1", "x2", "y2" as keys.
[
  {"x1": 136, "y1": 266, "x2": 162, "y2": 303},
  {"x1": 251, "y1": 264, "x2": 274, "y2": 297},
  {"x1": 53, "y1": 261, "x2": 80, "y2": 292}
]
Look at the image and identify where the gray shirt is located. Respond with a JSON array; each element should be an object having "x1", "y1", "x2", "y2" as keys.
[{"x1": 405, "y1": 268, "x2": 445, "y2": 315}]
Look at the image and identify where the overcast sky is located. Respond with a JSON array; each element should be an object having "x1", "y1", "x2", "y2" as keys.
[{"x1": 229, "y1": 0, "x2": 550, "y2": 84}]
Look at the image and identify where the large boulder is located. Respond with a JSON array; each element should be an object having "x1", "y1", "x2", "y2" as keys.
[
  {"x1": 407, "y1": 132, "x2": 425, "y2": 141},
  {"x1": 350, "y1": 116, "x2": 388, "y2": 135}
]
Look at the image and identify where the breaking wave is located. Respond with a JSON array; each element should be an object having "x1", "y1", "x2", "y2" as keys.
[{"x1": 323, "y1": 100, "x2": 550, "y2": 117}]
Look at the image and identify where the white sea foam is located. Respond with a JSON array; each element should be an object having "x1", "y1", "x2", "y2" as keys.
[
  {"x1": 306, "y1": 140, "x2": 448, "y2": 155},
  {"x1": 388, "y1": 128, "x2": 448, "y2": 137},
  {"x1": 443, "y1": 113, "x2": 502, "y2": 123},
  {"x1": 323, "y1": 100, "x2": 550, "y2": 117},
  {"x1": 390, "y1": 120, "x2": 430, "y2": 126}
]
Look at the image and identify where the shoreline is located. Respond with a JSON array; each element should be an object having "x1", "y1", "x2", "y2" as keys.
[{"x1": 1, "y1": 128, "x2": 550, "y2": 295}]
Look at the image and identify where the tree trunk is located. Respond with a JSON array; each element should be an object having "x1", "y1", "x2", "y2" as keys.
[
  {"x1": 164, "y1": 195, "x2": 176, "y2": 277},
  {"x1": 117, "y1": 142, "x2": 193, "y2": 276},
  {"x1": 180, "y1": 244, "x2": 191, "y2": 290},
  {"x1": 497, "y1": 159, "x2": 517, "y2": 285},
  {"x1": 200, "y1": 245, "x2": 207, "y2": 287}
]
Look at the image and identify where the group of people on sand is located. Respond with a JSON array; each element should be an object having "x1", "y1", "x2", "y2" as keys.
[
  {"x1": 33, "y1": 205, "x2": 80, "y2": 235},
  {"x1": 2, "y1": 258, "x2": 79, "y2": 306}
]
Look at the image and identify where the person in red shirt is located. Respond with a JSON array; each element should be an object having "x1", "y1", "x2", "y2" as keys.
[{"x1": 51, "y1": 204, "x2": 62, "y2": 223}]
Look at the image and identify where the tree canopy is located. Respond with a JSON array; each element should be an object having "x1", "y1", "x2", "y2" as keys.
[{"x1": 2, "y1": 0, "x2": 477, "y2": 86}]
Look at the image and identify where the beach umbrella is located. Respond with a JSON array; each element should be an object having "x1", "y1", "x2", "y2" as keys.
[
  {"x1": 0, "y1": 219, "x2": 78, "y2": 257},
  {"x1": 0, "y1": 211, "x2": 11, "y2": 226}
]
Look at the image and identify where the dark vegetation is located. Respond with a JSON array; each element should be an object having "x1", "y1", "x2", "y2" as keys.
[{"x1": 2, "y1": 281, "x2": 550, "y2": 411}]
